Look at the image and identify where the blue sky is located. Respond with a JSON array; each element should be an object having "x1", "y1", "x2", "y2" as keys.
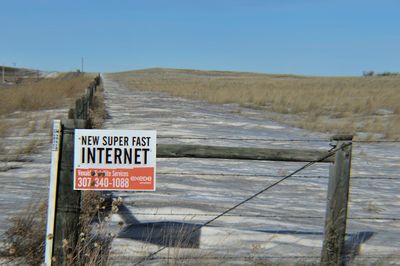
[{"x1": 0, "y1": 0, "x2": 399, "y2": 76}]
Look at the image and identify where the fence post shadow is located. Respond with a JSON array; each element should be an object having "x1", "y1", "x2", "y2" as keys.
[
  {"x1": 110, "y1": 202, "x2": 201, "y2": 248},
  {"x1": 343, "y1": 231, "x2": 375, "y2": 264},
  {"x1": 118, "y1": 221, "x2": 202, "y2": 248}
]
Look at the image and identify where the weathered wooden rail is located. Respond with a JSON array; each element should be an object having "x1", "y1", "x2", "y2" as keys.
[{"x1": 157, "y1": 144, "x2": 335, "y2": 163}]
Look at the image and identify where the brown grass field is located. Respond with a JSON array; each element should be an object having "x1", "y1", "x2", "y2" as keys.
[
  {"x1": 111, "y1": 68, "x2": 400, "y2": 140},
  {"x1": 0, "y1": 72, "x2": 94, "y2": 115}
]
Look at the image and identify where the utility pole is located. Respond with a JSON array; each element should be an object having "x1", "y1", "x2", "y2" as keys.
[
  {"x1": 2, "y1": 64, "x2": 4, "y2": 84},
  {"x1": 81, "y1": 57, "x2": 84, "y2": 73},
  {"x1": 13, "y1": 62, "x2": 16, "y2": 83}
]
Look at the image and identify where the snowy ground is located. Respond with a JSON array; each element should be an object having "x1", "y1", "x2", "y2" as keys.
[
  {"x1": 0, "y1": 74, "x2": 398, "y2": 265},
  {"x1": 0, "y1": 109, "x2": 67, "y2": 233},
  {"x1": 101, "y1": 75, "x2": 400, "y2": 265}
]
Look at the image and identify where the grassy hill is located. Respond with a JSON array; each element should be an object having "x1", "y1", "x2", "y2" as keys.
[{"x1": 110, "y1": 68, "x2": 400, "y2": 139}]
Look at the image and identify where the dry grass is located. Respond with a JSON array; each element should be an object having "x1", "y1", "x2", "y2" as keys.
[
  {"x1": 110, "y1": 68, "x2": 400, "y2": 139},
  {"x1": 69, "y1": 191, "x2": 115, "y2": 266},
  {"x1": 0, "y1": 73, "x2": 94, "y2": 115},
  {"x1": 1, "y1": 199, "x2": 47, "y2": 265},
  {"x1": 0, "y1": 192, "x2": 115, "y2": 266}
]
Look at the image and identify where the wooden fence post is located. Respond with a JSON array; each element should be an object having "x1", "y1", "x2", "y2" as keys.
[
  {"x1": 75, "y1": 98, "x2": 82, "y2": 119},
  {"x1": 83, "y1": 96, "x2": 86, "y2": 120},
  {"x1": 321, "y1": 135, "x2": 353, "y2": 266},
  {"x1": 52, "y1": 119, "x2": 87, "y2": 265}
]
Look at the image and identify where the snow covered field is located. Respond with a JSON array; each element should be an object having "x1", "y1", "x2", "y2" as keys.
[
  {"x1": 0, "y1": 74, "x2": 398, "y2": 264},
  {"x1": 0, "y1": 109, "x2": 67, "y2": 233},
  {"x1": 101, "y1": 76, "x2": 400, "y2": 265}
]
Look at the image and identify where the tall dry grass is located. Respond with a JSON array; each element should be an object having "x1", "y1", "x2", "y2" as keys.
[
  {"x1": 111, "y1": 68, "x2": 400, "y2": 139},
  {"x1": 1, "y1": 193, "x2": 115, "y2": 265},
  {"x1": 1, "y1": 200, "x2": 47, "y2": 265},
  {"x1": 0, "y1": 73, "x2": 94, "y2": 115}
]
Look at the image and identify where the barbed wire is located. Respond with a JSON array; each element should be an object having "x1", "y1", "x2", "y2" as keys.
[
  {"x1": 111, "y1": 212, "x2": 400, "y2": 221},
  {"x1": 130, "y1": 255, "x2": 321, "y2": 262},
  {"x1": 109, "y1": 255, "x2": 328, "y2": 264},
  {"x1": 157, "y1": 171, "x2": 398, "y2": 180},
  {"x1": 133, "y1": 143, "x2": 352, "y2": 265},
  {"x1": 132, "y1": 255, "x2": 400, "y2": 260},
  {"x1": 158, "y1": 135, "x2": 400, "y2": 143},
  {"x1": 158, "y1": 136, "x2": 329, "y2": 142},
  {"x1": 353, "y1": 140, "x2": 400, "y2": 143},
  {"x1": 119, "y1": 253, "x2": 400, "y2": 263},
  {"x1": 52, "y1": 205, "x2": 400, "y2": 221}
]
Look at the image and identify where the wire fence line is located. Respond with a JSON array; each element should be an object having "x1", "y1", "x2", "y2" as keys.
[
  {"x1": 51, "y1": 205, "x2": 400, "y2": 221},
  {"x1": 120, "y1": 253, "x2": 400, "y2": 265},
  {"x1": 133, "y1": 143, "x2": 352, "y2": 264},
  {"x1": 118, "y1": 254, "x2": 400, "y2": 260},
  {"x1": 157, "y1": 171, "x2": 398, "y2": 180},
  {"x1": 158, "y1": 135, "x2": 400, "y2": 143},
  {"x1": 115, "y1": 255, "x2": 400, "y2": 266},
  {"x1": 55, "y1": 136, "x2": 400, "y2": 263},
  {"x1": 158, "y1": 136, "x2": 329, "y2": 142},
  {"x1": 109, "y1": 212, "x2": 400, "y2": 221},
  {"x1": 109, "y1": 137, "x2": 399, "y2": 264},
  {"x1": 111, "y1": 255, "x2": 400, "y2": 266}
]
